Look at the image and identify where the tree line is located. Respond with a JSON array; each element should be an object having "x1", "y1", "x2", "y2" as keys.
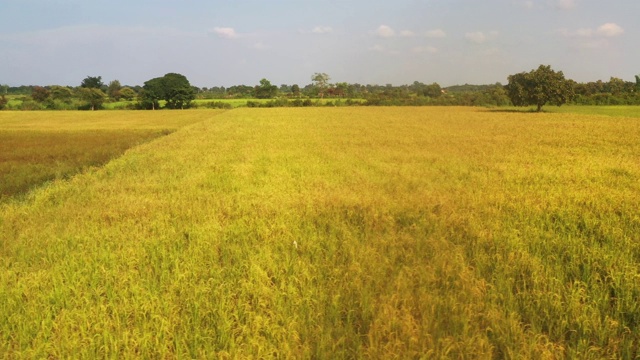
[{"x1": 1, "y1": 68, "x2": 639, "y2": 111}]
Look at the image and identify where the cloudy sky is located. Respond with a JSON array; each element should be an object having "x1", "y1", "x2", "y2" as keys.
[{"x1": 0, "y1": 0, "x2": 637, "y2": 87}]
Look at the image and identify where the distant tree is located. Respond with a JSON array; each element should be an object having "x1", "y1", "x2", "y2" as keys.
[
  {"x1": 254, "y1": 78, "x2": 278, "y2": 99},
  {"x1": 0, "y1": 84, "x2": 8, "y2": 95},
  {"x1": 141, "y1": 77, "x2": 164, "y2": 110},
  {"x1": 50, "y1": 86, "x2": 74, "y2": 103},
  {"x1": 107, "y1": 80, "x2": 122, "y2": 100},
  {"x1": 81, "y1": 76, "x2": 104, "y2": 89},
  {"x1": 606, "y1": 77, "x2": 627, "y2": 96},
  {"x1": 334, "y1": 82, "x2": 349, "y2": 97},
  {"x1": 31, "y1": 86, "x2": 51, "y2": 102},
  {"x1": 0, "y1": 95, "x2": 7, "y2": 110},
  {"x1": 506, "y1": 65, "x2": 574, "y2": 112},
  {"x1": 119, "y1": 87, "x2": 137, "y2": 101},
  {"x1": 312, "y1": 72, "x2": 330, "y2": 98},
  {"x1": 78, "y1": 87, "x2": 106, "y2": 110},
  {"x1": 279, "y1": 84, "x2": 291, "y2": 94},
  {"x1": 423, "y1": 83, "x2": 442, "y2": 98},
  {"x1": 484, "y1": 83, "x2": 510, "y2": 106},
  {"x1": 636, "y1": 75, "x2": 640, "y2": 92},
  {"x1": 141, "y1": 73, "x2": 195, "y2": 110},
  {"x1": 227, "y1": 85, "x2": 254, "y2": 98},
  {"x1": 291, "y1": 84, "x2": 301, "y2": 98},
  {"x1": 162, "y1": 73, "x2": 195, "y2": 109}
]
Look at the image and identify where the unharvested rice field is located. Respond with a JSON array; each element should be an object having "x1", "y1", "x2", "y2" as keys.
[
  {"x1": 1, "y1": 107, "x2": 640, "y2": 358},
  {"x1": 0, "y1": 111, "x2": 220, "y2": 201}
]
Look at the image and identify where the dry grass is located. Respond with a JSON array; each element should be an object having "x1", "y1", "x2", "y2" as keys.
[
  {"x1": 1, "y1": 107, "x2": 639, "y2": 358},
  {"x1": 0, "y1": 110, "x2": 222, "y2": 200}
]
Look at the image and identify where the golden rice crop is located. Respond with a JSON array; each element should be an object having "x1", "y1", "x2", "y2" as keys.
[
  {"x1": 1, "y1": 107, "x2": 639, "y2": 358},
  {"x1": 0, "y1": 110, "x2": 222, "y2": 200}
]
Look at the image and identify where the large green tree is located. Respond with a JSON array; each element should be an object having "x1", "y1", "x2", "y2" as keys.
[
  {"x1": 291, "y1": 84, "x2": 301, "y2": 98},
  {"x1": 50, "y1": 86, "x2": 74, "y2": 103},
  {"x1": 78, "y1": 87, "x2": 107, "y2": 110},
  {"x1": 141, "y1": 73, "x2": 195, "y2": 110},
  {"x1": 254, "y1": 78, "x2": 278, "y2": 99},
  {"x1": 141, "y1": 77, "x2": 163, "y2": 110},
  {"x1": 119, "y1": 87, "x2": 137, "y2": 101},
  {"x1": 162, "y1": 73, "x2": 195, "y2": 109},
  {"x1": 81, "y1": 76, "x2": 105, "y2": 89},
  {"x1": 107, "y1": 80, "x2": 122, "y2": 101},
  {"x1": 31, "y1": 86, "x2": 50, "y2": 103},
  {"x1": 506, "y1": 65, "x2": 574, "y2": 112},
  {"x1": 312, "y1": 72, "x2": 330, "y2": 98}
]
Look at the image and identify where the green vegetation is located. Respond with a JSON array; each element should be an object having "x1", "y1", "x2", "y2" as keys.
[
  {"x1": 141, "y1": 73, "x2": 196, "y2": 110},
  {"x1": 506, "y1": 65, "x2": 574, "y2": 112},
  {"x1": 1, "y1": 107, "x2": 640, "y2": 358},
  {"x1": 4, "y1": 67, "x2": 640, "y2": 111}
]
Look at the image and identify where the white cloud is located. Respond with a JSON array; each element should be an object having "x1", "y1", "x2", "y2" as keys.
[
  {"x1": 465, "y1": 31, "x2": 499, "y2": 44},
  {"x1": 212, "y1": 27, "x2": 237, "y2": 39},
  {"x1": 425, "y1": 29, "x2": 446, "y2": 38},
  {"x1": 522, "y1": 1, "x2": 534, "y2": 9},
  {"x1": 376, "y1": 25, "x2": 395, "y2": 38},
  {"x1": 252, "y1": 42, "x2": 268, "y2": 50},
  {"x1": 575, "y1": 28, "x2": 594, "y2": 37},
  {"x1": 400, "y1": 30, "x2": 415, "y2": 37},
  {"x1": 312, "y1": 26, "x2": 333, "y2": 34},
  {"x1": 412, "y1": 46, "x2": 438, "y2": 54},
  {"x1": 559, "y1": 23, "x2": 624, "y2": 50},
  {"x1": 370, "y1": 44, "x2": 385, "y2": 52},
  {"x1": 559, "y1": 23, "x2": 624, "y2": 38},
  {"x1": 555, "y1": 0, "x2": 577, "y2": 10},
  {"x1": 465, "y1": 31, "x2": 487, "y2": 44},
  {"x1": 597, "y1": 23, "x2": 624, "y2": 37}
]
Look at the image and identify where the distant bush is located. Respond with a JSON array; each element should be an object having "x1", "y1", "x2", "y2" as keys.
[
  {"x1": 77, "y1": 103, "x2": 105, "y2": 111},
  {"x1": 19, "y1": 100, "x2": 46, "y2": 111},
  {"x1": 201, "y1": 101, "x2": 233, "y2": 109}
]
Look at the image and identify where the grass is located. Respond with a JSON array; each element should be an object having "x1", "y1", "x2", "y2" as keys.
[
  {"x1": 1, "y1": 107, "x2": 640, "y2": 358},
  {"x1": 0, "y1": 110, "x2": 223, "y2": 201},
  {"x1": 496, "y1": 105, "x2": 640, "y2": 118},
  {"x1": 10, "y1": 97, "x2": 365, "y2": 110},
  {"x1": 0, "y1": 130, "x2": 171, "y2": 200}
]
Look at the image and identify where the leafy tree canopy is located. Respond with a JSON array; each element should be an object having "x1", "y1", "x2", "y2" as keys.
[
  {"x1": 119, "y1": 87, "x2": 137, "y2": 101},
  {"x1": 254, "y1": 78, "x2": 278, "y2": 99},
  {"x1": 141, "y1": 73, "x2": 195, "y2": 109},
  {"x1": 312, "y1": 72, "x2": 330, "y2": 98},
  {"x1": 31, "y1": 86, "x2": 50, "y2": 102},
  {"x1": 107, "y1": 80, "x2": 122, "y2": 100},
  {"x1": 81, "y1": 76, "x2": 105, "y2": 89},
  {"x1": 50, "y1": 86, "x2": 74, "y2": 103},
  {"x1": 506, "y1": 65, "x2": 574, "y2": 112},
  {"x1": 78, "y1": 87, "x2": 106, "y2": 110},
  {"x1": 162, "y1": 73, "x2": 195, "y2": 109}
]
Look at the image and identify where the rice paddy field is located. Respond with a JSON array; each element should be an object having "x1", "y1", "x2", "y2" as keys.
[{"x1": 1, "y1": 107, "x2": 640, "y2": 358}]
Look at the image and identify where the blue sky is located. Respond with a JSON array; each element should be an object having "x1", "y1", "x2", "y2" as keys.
[{"x1": 0, "y1": 0, "x2": 637, "y2": 87}]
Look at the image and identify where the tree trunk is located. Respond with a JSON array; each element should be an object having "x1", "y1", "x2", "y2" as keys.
[{"x1": 536, "y1": 103, "x2": 542, "y2": 112}]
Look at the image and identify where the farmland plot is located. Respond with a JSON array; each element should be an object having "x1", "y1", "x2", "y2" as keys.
[{"x1": 1, "y1": 107, "x2": 640, "y2": 358}]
